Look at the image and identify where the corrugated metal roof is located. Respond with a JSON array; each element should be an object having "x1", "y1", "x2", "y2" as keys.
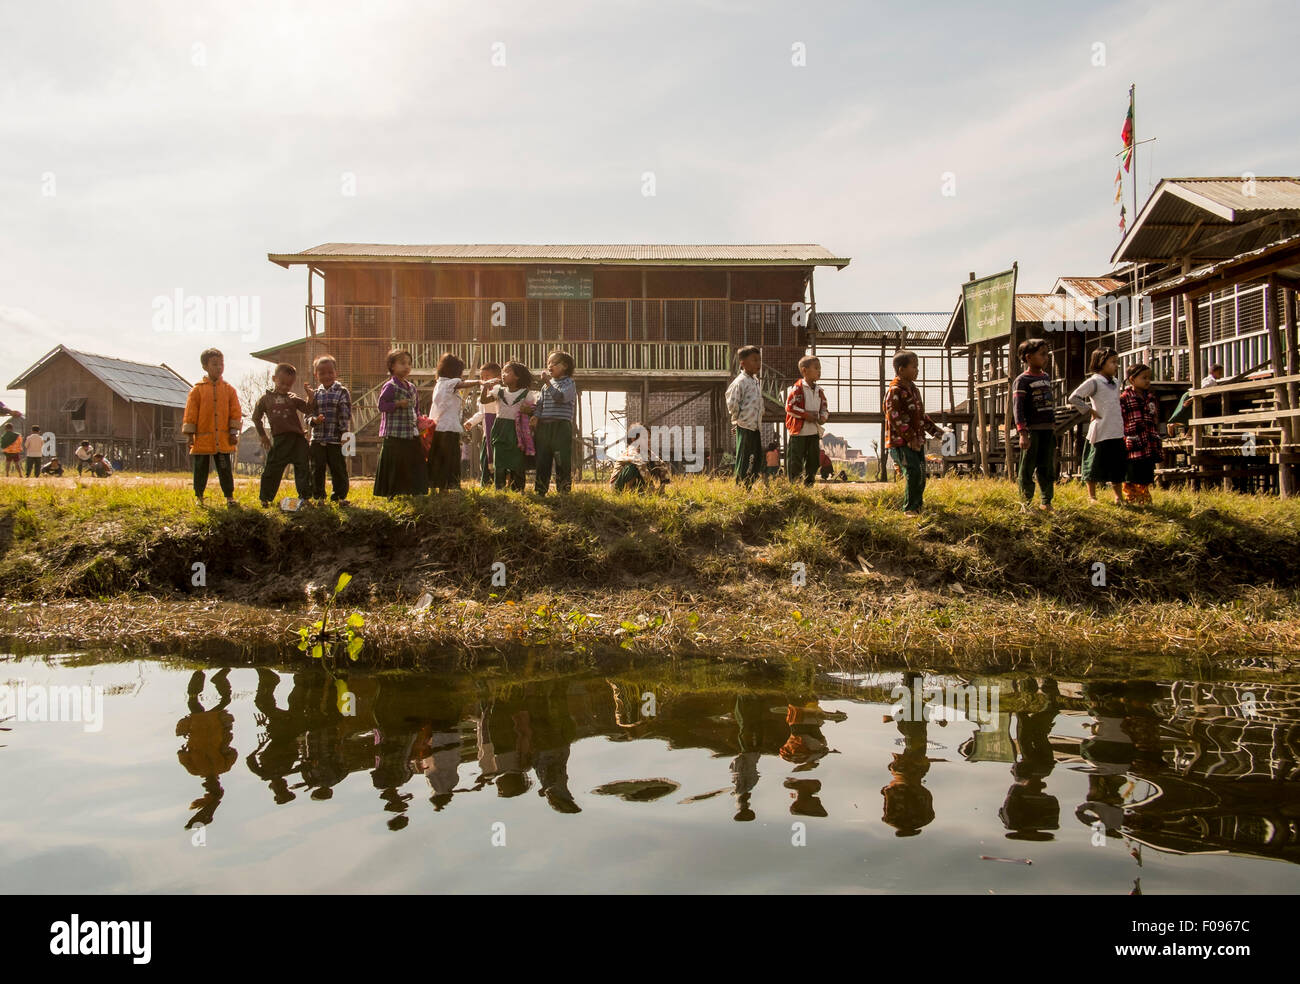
[
  {"x1": 269, "y1": 243, "x2": 851, "y2": 268},
  {"x1": 1054, "y1": 276, "x2": 1125, "y2": 300},
  {"x1": 8, "y1": 346, "x2": 192, "y2": 408},
  {"x1": 1015, "y1": 294, "x2": 1100, "y2": 324},
  {"x1": 810, "y1": 312, "x2": 950, "y2": 343},
  {"x1": 1112, "y1": 177, "x2": 1300, "y2": 264},
  {"x1": 1145, "y1": 232, "x2": 1300, "y2": 298}
]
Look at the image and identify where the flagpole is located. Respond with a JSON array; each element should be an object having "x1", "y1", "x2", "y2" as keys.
[{"x1": 1130, "y1": 83, "x2": 1137, "y2": 223}]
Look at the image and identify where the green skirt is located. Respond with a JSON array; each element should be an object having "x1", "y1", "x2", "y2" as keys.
[
  {"x1": 1082, "y1": 438, "x2": 1127, "y2": 484},
  {"x1": 491, "y1": 418, "x2": 524, "y2": 475}
]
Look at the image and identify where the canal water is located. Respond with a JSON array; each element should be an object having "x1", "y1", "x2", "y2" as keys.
[{"x1": 1, "y1": 653, "x2": 1297, "y2": 894}]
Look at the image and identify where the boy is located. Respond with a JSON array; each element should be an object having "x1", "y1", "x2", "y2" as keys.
[
  {"x1": 184, "y1": 349, "x2": 242, "y2": 505},
  {"x1": 303, "y1": 355, "x2": 352, "y2": 502},
  {"x1": 725, "y1": 346, "x2": 764, "y2": 487},
  {"x1": 89, "y1": 453, "x2": 113, "y2": 478},
  {"x1": 784, "y1": 355, "x2": 829, "y2": 487},
  {"x1": 1, "y1": 422, "x2": 21, "y2": 477},
  {"x1": 883, "y1": 350, "x2": 944, "y2": 516},
  {"x1": 477, "y1": 361, "x2": 501, "y2": 487},
  {"x1": 1013, "y1": 338, "x2": 1056, "y2": 512},
  {"x1": 24, "y1": 425, "x2": 44, "y2": 478},
  {"x1": 534, "y1": 351, "x2": 577, "y2": 495},
  {"x1": 75, "y1": 440, "x2": 94, "y2": 475},
  {"x1": 252, "y1": 363, "x2": 313, "y2": 507}
]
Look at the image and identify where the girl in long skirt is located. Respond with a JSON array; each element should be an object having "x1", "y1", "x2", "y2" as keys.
[{"x1": 373, "y1": 349, "x2": 429, "y2": 497}]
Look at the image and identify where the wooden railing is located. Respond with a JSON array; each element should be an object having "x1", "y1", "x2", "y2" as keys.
[{"x1": 397, "y1": 340, "x2": 733, "y2": 375}]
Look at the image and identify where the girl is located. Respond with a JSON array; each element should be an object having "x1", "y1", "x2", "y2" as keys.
[
  {"x1": 373, "y1": 349, "x2": 429, "y2": 497},
  {"x1": 1120, "y1": 363, "x2": 1162, "y2": 505},
  {"x1": 480, "y1": 361, "x2": 534, "y2": 491},
  {"x1": 1069, "y1": 347, "x2": 1126, "y2": 505},
  {"x1": 426, "y1": 352, "x2": 479, "y2": 492}
]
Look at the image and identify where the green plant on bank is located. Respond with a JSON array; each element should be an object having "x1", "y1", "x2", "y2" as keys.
[{"x1": 297, "y1": 572, "x2": 365, "y2": 661}]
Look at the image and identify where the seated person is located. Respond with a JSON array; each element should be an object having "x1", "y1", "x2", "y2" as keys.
[
  {"x1": 40, "y1": 457, "x2": 64, "y2": 477},
  {"x1": 89, "y1": 453, "x2": 113, "y2": 478}
]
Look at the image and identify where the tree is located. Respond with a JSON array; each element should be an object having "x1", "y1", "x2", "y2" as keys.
[{"x1": 236, "y1": 368, "x2": 272, "y2": 424}]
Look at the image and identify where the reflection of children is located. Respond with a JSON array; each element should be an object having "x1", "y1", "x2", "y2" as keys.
[
  {"x1": 779, "y1": 701, "x2": 844, "y2": 768},
  {"x1": 881, "y1": 672, "x2": 935, "y2": 836},
  {"x1": 175, "y1": 668, "x2": 237, "y2": 828}
]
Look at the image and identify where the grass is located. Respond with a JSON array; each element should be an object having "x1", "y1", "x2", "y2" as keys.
[{"x1": 1, "y1": 473, "x2": 1299, "y2": 678}]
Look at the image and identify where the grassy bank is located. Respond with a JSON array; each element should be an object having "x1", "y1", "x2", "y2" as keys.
[{"x1": 1, "y1": 475, "x2": 1299, "y2": 678}]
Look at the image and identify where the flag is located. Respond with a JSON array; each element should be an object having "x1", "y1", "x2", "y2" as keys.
[
  {"x1": 1121, "y1": 88, "x2": 1134, "y2": 172},
  {"x1": 1119, "y1": 205, "x2": 1127, "y2": 234},
  {"x1": 1114, "y1": 167, "x2": 1123, "y2": 204}
]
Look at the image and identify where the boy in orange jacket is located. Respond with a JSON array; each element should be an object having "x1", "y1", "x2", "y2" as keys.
[{"x1": 183, "y1": 348, "x2": 242, "y2": 506}]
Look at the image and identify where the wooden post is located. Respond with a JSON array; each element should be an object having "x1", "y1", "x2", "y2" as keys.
[
  {"x1": 306, "y1": 266, "x2": 313, "y2": 337},
  {"x1": 390, "y1": 268, "x2": 398, "y2": 348},
  {"x1": 1267, "y1": 279, "x2": 1295, "y2": 496},
  {"x1": 975, "y1": 343, "x2": 990, "y2": 476},
  {"x1": 965, "y1": 346, "x2": 976, "y2": 460},
  {"x1": 1183, "y1": 291, "x2": 1203, "y2": 490}
]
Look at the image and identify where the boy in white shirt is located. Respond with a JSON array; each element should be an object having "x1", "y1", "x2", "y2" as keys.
[{"x1": 725, "y1": 346, "x2": 765, "y2": 488}]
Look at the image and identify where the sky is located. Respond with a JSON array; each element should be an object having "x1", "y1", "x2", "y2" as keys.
[{"x1": 3, "y1": 0, "x2": 1298, "y2": 451}]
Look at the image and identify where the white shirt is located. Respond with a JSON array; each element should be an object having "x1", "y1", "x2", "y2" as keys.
[
  {"x1": 1201, "y1": 374, "x2": 1220, "y2": 388},
  {"x1": 797, "y1": 381, "x2": 826, "y2": 437},
  {"x1": 75, "y1": 445, "x2": 93, "y2": 461},
  {"x1": 1068, "y1": 373, "x2": 1124, "y2": 444},
  {"x1": 493, "y1": 386, "x2": 530, "y2": 421},
  {"x1": 431, "y1": 377, "x2": 463, "y2": 432},
  {"x1": 725, "y1": 372, "x2": 764, "y2": 431},
  {"x1": 24, "y1": 434, "x2": 43, "y2": 456}
]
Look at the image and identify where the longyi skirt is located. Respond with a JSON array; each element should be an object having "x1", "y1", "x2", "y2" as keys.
[{"x1": 374, "y1": 436, "x2": 428, "y2": 496}]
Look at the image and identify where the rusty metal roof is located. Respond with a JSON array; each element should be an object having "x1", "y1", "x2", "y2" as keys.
[
  {"x1": 269, "y1": 243, "x2": 850, "y2": 268},
  {"x1": 1145, "y1": 232, "x2": 1300, "y2": 298},
  {"x1": 8, "y1": 346, "x2": 192, "y2": 408},
  {"x1": 809, "y1": 311, "x2": 951, "y2": 344},
  {"x1": 1112, "y1": 177, "x2": 1300, "y2": 265},
  {"x1": 1053, "y1": 276, "x2": 1126, "y2": 301}
]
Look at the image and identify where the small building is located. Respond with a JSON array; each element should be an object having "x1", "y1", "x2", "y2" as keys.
[
  {"x1": 7, "y1": 345, "x2": 192, "y2": 470},
  {"x1": 256, "y1": 243, "x2": 850, "y2": 474}
]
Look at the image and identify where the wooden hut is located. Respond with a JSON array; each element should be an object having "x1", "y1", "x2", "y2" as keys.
[
  {"x1": 6, "y1": 345, "x2": 191, "y2": 470},
  {"x1": 257, "y1": 244, "x2": 850, "y2": 474}
]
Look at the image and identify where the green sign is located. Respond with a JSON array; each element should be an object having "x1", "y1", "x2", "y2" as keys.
[
  {"x1": 962, "y1": 266, "x2": 1017, "y2": 345},
  {"x1": 527, "y1": 267, "x2": 594, "y2": 299}
]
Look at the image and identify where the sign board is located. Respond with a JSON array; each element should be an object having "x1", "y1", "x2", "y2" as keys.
[
  {"x1": 961, "y1": 266, "x2": 1017, "y2": 345},
  {"x1": 526, "y1": 267, "x2": 593, "y2": 300}
]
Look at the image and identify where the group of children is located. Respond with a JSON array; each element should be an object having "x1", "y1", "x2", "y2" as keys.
[
  {"x1": 371, "y1": 348, "x2": 577, "y2": 497},
  {"x1": 0, "y1": 423, "x2": 113, "y2": 478},
  {"x1": 1014, "y1": 338, "x2": 1163, "y2": 510}
]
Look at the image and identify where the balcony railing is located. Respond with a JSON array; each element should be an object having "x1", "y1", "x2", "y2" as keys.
[{"x1": 398, "y1": 340, "x2": 733, "y2": 376}]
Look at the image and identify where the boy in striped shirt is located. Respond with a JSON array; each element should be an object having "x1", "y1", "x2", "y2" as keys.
[{"x1": 534, "y1": 350, "x2": 577, "y2": 495}]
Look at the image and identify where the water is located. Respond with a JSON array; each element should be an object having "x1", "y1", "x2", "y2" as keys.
[{"x1": 1, "y1": 654, "x2": 1297, "y2": 894}]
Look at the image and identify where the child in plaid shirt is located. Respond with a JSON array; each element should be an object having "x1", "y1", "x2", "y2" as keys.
[
  {"x1": 1120, "y1": 363, "x2": 1161, "y2": 505},
  {"x1": 883, "y1": 350, "x2": 945, "y2": 516},
  {"x1": 304, "y1": 354, "x2": 352, "y2": 502},
  {"x1": 373, "y1": 349, "x2": 428, "y2": 497}
]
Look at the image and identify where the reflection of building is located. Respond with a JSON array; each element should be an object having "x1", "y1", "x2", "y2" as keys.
[{"x1": 7, "y1": 345, "x2": 191, "y2": 470}]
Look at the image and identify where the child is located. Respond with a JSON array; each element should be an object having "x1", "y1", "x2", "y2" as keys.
[
  {"x1": 40, "y1": 457, "x2": 64, "y2": 477},
  {"x1": 534, "y1": 350, "x2": 577, "y2": 495},
  {"x1": 1013, "y1": 337, "x2": 1056, "y2": 512},
  {"x1": 252, "y1": 363, "x2": 313, "y2": 507},
  {"x1": 373, "y1": 349, "x2": 428, "y2": 497},
  {"x1": 304, "y1": 354, "x2": 352, "y2": 502},
  {"x1": 883, "y1": 350, "x2": 944, "y2": 516},
  {"x1": 1069, "y1": 347, "x2": 1125, "y2": 505},
  {"x1": 24, "y1": 425, "x2": 43, "y2": 478},
  {"x1": 426, "y1": 353, "x2": 479, "y2": 492},
  {"x1": 725, "y1": 346, "x2": 764, "y2": 487},
  {"x1": 764, "y1": 441, "x2": 781, "y2": 479},
  {"x1": 1120, "y1": 363, "x2": 1161, "y2": 505},
  {"x1": 182, "y1": 348, "x2": 242, "y2": 506},
  {"x1": 2, "y1": 422, "x2": 21, "y2": 477},
  {"x1": 785, "y1": 355, "x2": 829, "y2": 487},
  {"x1": 89, "y1": 453, "x2": 113, "y2": 478},
  {"x1": 480, "y1": 361, "x2": 533, "y2": 491},
  {"x1": 476, "y1": 362, "x2": 501, "y2": 487},
  {"x1": 74, "y1": 440, "x2": 94, "y2": 475}
]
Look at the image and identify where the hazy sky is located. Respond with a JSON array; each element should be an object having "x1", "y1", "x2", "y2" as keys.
[{"x1": 3, "y1": 0, "x2": 1298, "y2": 448}]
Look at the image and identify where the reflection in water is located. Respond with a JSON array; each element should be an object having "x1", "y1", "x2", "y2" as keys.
[{"x1": 159, "y1": 664, "x2": 1300, "y2": 868}]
